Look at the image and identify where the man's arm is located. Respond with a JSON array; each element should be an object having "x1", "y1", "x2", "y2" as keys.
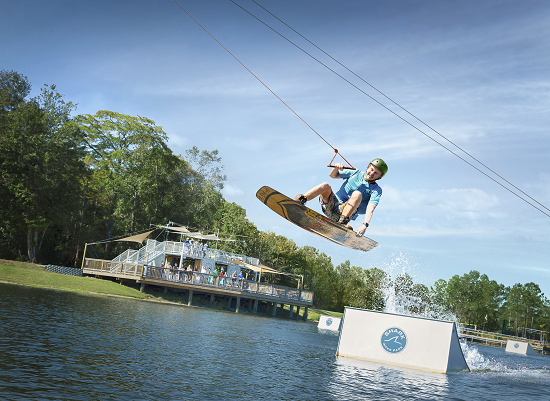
[
  {"x1": 355, "y1": 202, "x2": 377, "y2": 237},
  {"x1": 329, "y1": 162, "x2": 344, "y2": 179}
]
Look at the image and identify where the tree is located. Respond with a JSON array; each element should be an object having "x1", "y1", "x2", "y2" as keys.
[
  {"x1": 430, "y1": 279, "x2": 450, "y2": 310},
  {"x1": 348, "y1": 267, "x2": 386, "y2": 311},
  {"x1": 76, "y1": 110, "x2": 178, "y2": 247},
  {"x1": 183, "y1": 146, "x2": 226, "y2": 229},
  {"x1": 0, "y1": 78, "x2": 87, "y2": 263},
  {"x1": 212, "y1": 200, "x2": 258, "y2": 254},
  {"x1": 522, "y1": 283, "x2": 544, "y2": 333},
  {"x1": 0, "y1": 70, "x2": 30, "y2": 112},
  {"x1": 506, "y1": 283, "x2": 524, "y2": 335},
  {"x1": 503, "y1": 282, "x2": 545, "y2": 336}
]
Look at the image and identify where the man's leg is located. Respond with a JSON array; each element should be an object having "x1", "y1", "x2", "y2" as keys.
[
  {"x1": 338, "y1": 190, "x2": 362, "y2": 225},
  {"x1": 294, "y1": 182, "x2": 333, "y2": 204}
]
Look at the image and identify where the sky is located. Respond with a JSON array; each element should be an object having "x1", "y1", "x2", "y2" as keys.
[{"x1": 2, "y1": 0, "x2": 549, "y2": 294}]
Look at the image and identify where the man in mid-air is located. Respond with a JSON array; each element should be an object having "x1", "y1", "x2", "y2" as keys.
[{"x1": 294, "y1": 158, "x2": 388, "y2": 237}]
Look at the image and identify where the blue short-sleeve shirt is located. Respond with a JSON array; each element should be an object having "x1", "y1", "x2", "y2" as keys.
[{"x1": 334, "y1": 169, "x2": 382, "y2": 217}]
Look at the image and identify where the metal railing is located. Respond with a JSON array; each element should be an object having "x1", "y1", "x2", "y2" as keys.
[
  {"x1": 143, "y1": 266, "x2": 313, "y2": 305},
  {"x1": 137, "y1": 239, "x2": 260, "y2": 265},
  {"x1": 112, "y1": 248, "x2": 145, "y2": 264},
  {"x1": 459, "y1": 327, "x2": 547, "y2": 353},
  {"x1": 83, "y1": 258, "x2": 142, "y2": 277}
]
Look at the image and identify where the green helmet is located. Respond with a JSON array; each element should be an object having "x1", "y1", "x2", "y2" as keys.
[{"x1": 370, "y1": 158, "x2": 388, "y2": 178}]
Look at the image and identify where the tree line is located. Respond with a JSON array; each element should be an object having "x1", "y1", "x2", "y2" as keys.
[{"x1": 1, "y1": 70, "x2": 548, "y2": 336}]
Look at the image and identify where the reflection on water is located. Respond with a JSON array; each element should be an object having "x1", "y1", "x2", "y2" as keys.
[
  {"x1": 1, "y1": 283, "x2": 550, "y2": 400},
  {"x1": 329, "y1": 357, "x2": 450, "y2": 400}
]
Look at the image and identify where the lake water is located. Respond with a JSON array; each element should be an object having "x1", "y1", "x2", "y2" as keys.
[{"x1": 1, "y1": 283, "x2": 549, "y2": 400}]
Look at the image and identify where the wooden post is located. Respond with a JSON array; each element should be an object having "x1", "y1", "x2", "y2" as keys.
[
  {"x1": 236, "y1": 297, "x2": 241, "y2": 313},
  {"x1": 295, "y1": 306, "x2": 300, "y2": 319},
  {"x1": 253, "y1": 299, "x2": 259, "y2": 314},
  {"x1": 258, "y1": 268, "x2": 262, "y2": 292},
  {"x1": 303, "y1": 307, "x2": 308, "y2": 321},
  {"x1": 210, "y1": 293, "x2": 215, "y2": 305},
  {"x1": 80, "y1": 243, "x2": 88, "y2": 270},
  {"x1": 140, "y1": 283, "x2": 146, "y2": 293},
  {"x1": 272, "y1": 302, "x2": 277, "y2": 317},
  {"x1": 289, "y1": 305, "x2": 294, "y2": 318},
  {"x1": 188, "y1": 289, "x2": 193, "y2": 306}
]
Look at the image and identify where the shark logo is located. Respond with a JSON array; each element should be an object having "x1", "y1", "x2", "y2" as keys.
[
  {"x1": 514, "y1": 342, "x2": 520, "y2": 349},
  {"x1": 381, "y1": 327, "x2": 407, "y2": 353},
  {"x1": 326, "y1": 318, "x2": 333, "y2": 326}
]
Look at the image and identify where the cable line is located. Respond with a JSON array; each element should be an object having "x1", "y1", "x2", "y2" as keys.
[
  {"x1": 170, "y1": 0, "x2": 355, "y2": 168},
  {"x1": 170, "y1": 0, "x2": 549, "y2": 218},
  {"x1": 232, "y1": 0, "x2": 550, "y2": 217}
]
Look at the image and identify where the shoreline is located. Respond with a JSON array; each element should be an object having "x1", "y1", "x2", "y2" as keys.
[{"x1": 0, "y1": 260, "x2": 333, "y2": 321}]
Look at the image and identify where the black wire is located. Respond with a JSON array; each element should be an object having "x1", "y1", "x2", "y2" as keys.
[
  {"x1": 231, "y1": 0, "x2": 550, "y2": 218},
  {"x1": 170, "y1": 0, "x2": 338, "y2": 152}
]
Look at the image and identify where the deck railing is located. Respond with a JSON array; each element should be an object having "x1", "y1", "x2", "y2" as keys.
[
  {"x1": 460, "y1": 327, "x2": 547, "y2": 353},
  {"x1": 143, "y1": 266, "x2": 313, "y2": 305},
  {"x1": 139, "y1": 239, "x2": 260, "y2": 266},
  {"x1": 83, "y1": 258, "x2": 142, "y2": 277}
]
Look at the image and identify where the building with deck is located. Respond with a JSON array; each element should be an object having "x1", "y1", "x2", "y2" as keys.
[{"x1": 82, "y1": 238, "x2": 314, "y2": 319}]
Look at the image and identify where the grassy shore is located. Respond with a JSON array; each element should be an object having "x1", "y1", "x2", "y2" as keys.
[
  {"x1": 308, "y1": 308, "x2": 344, "y2": 321},
  {"x1": 0, "y1": 259, "x2": 340, "y2": 321},
  {"x1": 0, "y1": 259, "x2": 150, "y2": 299}
]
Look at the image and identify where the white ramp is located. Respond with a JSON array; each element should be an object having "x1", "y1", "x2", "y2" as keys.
[
  {"x1": 318, "y1": 315, "x2": 342, "y2": 331},
  {"x1": 336, "y1": 307, "x2": 469, "y2": 374},
  {"x1": 505, "y1": 340, "x2": 539, "y2": 355}
]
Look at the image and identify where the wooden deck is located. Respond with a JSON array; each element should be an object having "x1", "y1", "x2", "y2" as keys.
[{"x1": 82, "y1": 258, "x2": 314, "y2": 317}]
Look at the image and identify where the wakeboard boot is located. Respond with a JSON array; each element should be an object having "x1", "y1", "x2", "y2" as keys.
[
  {"x1": 295, "y1": 194, "x2": 307, "y2": 205},
  {"x1": 337, "y1": 215, "x2": 353, "y2": 230}
]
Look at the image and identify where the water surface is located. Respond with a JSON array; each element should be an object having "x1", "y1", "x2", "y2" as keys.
[{"x1": 1, "y1": 283, "x2": 549, "y2": 400}]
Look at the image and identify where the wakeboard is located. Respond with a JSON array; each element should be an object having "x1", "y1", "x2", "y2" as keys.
[{"x1": 256, "y1": 186, "x2": 378, "y2": 252}]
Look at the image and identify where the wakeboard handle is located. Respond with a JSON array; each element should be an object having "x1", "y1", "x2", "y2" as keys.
[{"x1": 327, "y1": 164, "x2": 356, "y2": 170}]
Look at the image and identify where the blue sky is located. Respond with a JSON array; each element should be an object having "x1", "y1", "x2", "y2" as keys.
[{"x1": 2, "y1": 0, "x2": 549, "y2": 294}]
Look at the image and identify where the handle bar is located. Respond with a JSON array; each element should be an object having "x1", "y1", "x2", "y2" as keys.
[{"x1": 328, "y1": 164, "x2": 356, "y2": 170}]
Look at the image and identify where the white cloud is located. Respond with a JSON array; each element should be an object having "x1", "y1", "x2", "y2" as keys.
[
  {"x1": 222, "y1": 184, "x2": 244, "y2": 197},
  {"x1": 371, "y1": 224, "x2": 502, "y2": 238},
  {"x1": 382, "y1": 185, "x2": 501, "y2": 218}
]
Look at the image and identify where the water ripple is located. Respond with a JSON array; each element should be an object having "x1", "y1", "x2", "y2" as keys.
[{"x1": 1, "y1": 283, "x2": 549, "y2": 400}]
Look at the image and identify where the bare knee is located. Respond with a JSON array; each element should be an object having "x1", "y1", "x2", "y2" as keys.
[
  {"x1": 349, "y1": 190, "x2": 362, "y2": 204},
  {"x1": 304, "y1": 182, "x2": 332, "y2": 202}
]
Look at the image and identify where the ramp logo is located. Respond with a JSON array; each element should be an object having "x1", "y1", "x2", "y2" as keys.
[
  {"x1": 326, "y1": 318, "x2": 333, "y2": 326},
  {"x1": 381, "y1": 327, "x2": 407, "y2": 354},
  {"x1": 514, "y1": 343, "x2": 520, "y2": 348}
]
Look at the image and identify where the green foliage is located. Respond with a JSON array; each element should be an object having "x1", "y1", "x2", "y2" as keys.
[
  {"x1": 0, "y1": 74, "x2": 87, "y2": 263},
  {"x1": 432, "y1": 270, "x2": 547, "y2": 334},
  {"x1": 76, "y1": 110, "x2": 178, "y2": 234},
  {"x1": 2, "y1": 71, "x2": 548, "y2": 331},
  {"x1": 0, "y1": 70, "x2": 31, "y2": 112},
  {"x1": 502, "y1": 282, "x2": 545, "y2": 335}
]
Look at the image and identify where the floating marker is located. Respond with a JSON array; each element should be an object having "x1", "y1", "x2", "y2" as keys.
[
  {"x1": 505, "y1": 340, "x2": 539, "y2": 356},
  {"x1": 336, "y1": 307, "x2": 470, "y2": 374},
  {"x1": 318, "y1": 315, "x2": 342, "y2": 331}
]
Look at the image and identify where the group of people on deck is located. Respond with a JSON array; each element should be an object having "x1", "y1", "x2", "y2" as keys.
[
  {"x1": 183, "y1": 239, "x2": 209, "y2": 257},
  {"x1": 158, "y1": 261, "x2": 246, "y2": 288}
]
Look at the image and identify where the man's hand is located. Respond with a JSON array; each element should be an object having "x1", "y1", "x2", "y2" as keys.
[
  {"x1": 330, "y1": 163, "x2": 344, "y2": 179},
  {"x1": 355, "y1": 223, "x2": 367, "y2": 237}
]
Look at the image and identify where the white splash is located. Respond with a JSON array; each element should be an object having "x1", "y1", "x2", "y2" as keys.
[{"x1": 377, "y1": 250, "x2": 456, "y2": 322}]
